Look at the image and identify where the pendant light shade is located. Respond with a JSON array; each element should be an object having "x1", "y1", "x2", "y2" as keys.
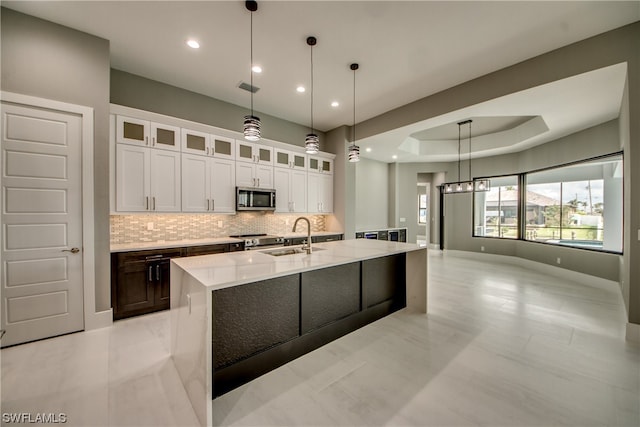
[
  {"x1": 243, "y1": 1, "x2": 261, "y2": 141},
  {"x1": 442, "y1": 119, "x2": 490, "y2": 194},
  {"x1": 348, "y1": 63, "x2": 360, "y2": 163},
  {"x1": 305, "y1": 36, "x2": 319, "y2": 154}
]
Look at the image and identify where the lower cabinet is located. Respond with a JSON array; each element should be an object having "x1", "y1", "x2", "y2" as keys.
[
  {"x1": 211, "y1": 253, "x2": 406, "y2": 397},
  {"x1": 112, "y1": 242, "x2": 243, "y2": 320},
  {"x1": 111, "y1": 248, "x2": 182, "y2": 320}
]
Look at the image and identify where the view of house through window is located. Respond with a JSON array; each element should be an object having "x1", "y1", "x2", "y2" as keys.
[
  {"x1": 472, "y1": 154, "x2": 623, "y2": 253},
  {"x1": 474, "y1": 176, "x2": 519, "y2": 239},
  {"x1": 525, "y1": 155, "x2": 623, "y2": 252}
]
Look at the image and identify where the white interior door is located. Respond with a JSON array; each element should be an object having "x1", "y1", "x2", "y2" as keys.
[{"x1": 1, "y1": 102, "x2": 84, "y2": 347}]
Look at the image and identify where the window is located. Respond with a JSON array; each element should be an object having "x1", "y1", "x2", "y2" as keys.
[
  {"x1": 525, "y1": 154, "x2": 622, "y2": 252},
  {"x1": 418, "y1": 194, "x2": 428, "y2": 224},
  {"x1": 471, "y1": 153, "x2": 622, "y2": 253},
  {"x1": 473, "y1": 175, "x2": 519, "y2": 239}
]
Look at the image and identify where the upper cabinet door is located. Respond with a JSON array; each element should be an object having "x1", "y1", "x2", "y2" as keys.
[
  {"x1": 308, "y1": 156, "x2": 333, "y2": 174},
  {"x1": 210, "y1": 158, "x2": 236, "y2": 213},
  {"x1": 150, "y1": 150, "x2": 181, "y2": 212},
  {"x1": 116, "y1": 116, "x2": 150, "y2": 146},
  {"x1": 236, "y1": 140, "x2": 273, "y2": 165},
  {"x1": 274, "y1": 148, "x2": 306, "y2": 171},
  {"x1": 116, "y1": 144, "x2": 150, "y2": 211},
  {"x1": 211, "y1": 135, "x2": 235, "y2": 160},
  {"x1": 150, "y1": 122, "x2": 180, "y2": 152},
  {"x1": 181, "y1": 128, "x2": 211, "y2": 156}
]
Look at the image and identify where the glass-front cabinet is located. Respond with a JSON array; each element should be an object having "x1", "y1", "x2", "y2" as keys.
[
  {"x1": 116, "y1": 115, "x2": 180, "y2": 151},
  {"x1": 236, "y1": 140, "x2": 273, "y2": 165},
  {"x1": 181, "y1": 129, "x2": 235, "y2": 160},
  {"x1": 274, "y1": 148, "x2": 306, "y2": 171},
  {"x1": 308, "y1": 155, "x2": 333, "y2": 174}
]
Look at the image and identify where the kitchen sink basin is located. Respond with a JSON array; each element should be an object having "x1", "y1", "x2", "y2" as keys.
[{"x1": 263, "y1": 247, "x2": 325, "y2": 257}]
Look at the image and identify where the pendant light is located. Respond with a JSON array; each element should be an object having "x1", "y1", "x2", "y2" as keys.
[
  {"x1": 348, "y1": 63, "x2": 360, "y2": 162},
  {"x1": 243, "y1": 0, "x2": 261, "y2": 141},
  {"x1": 305, "y1": 36, "x2": 319, "y2": 154},
  {"x1": 443, "y1": 120, "x2": 490, "y2": 194}
]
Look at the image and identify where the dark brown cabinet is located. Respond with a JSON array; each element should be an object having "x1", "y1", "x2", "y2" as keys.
[{"x1": 112, "y1": 242, "x2": 243, "y2": 320}]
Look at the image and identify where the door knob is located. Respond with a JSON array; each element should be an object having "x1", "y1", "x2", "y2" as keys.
[{"x1": 61, "y1": 247, "x2": 80, "y2": 254}]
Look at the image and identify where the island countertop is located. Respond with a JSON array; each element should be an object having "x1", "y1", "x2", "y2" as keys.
[{"x1": 171, "y1": 238, "x2": 423, "y2": 291}]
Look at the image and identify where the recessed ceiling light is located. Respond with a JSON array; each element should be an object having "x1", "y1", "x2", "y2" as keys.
[
  {"x1": 186, "y1": 40, "x2": 200, "y2": 49},
  {"x1": 252, "y1": 65, "x2": 262, "y2": 73},
  {"x1": 365, "y1": 147, "x2": 372, "y2": 152},
  {"x1": 296, "y1": 86, "x2": 306, "y2": 93},
  {"x1": 392, "y1": 155, "x2": 398, "y2": 160},
  {"x1": 331, "y1": 101, "x2": 339, "y2": 107}
]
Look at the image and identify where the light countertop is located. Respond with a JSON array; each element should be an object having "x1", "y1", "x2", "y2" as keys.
[
  {"x1": 110, "y1": 237, "x2": 243, "y2": 253},
  {"x1": 110, "y1": 231, "x2": 344, "y2": 252},
  {"x1": 172, "y1": 238, "x2": 424, "y2": 291}
]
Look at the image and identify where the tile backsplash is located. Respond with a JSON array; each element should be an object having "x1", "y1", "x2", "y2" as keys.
[{"x1": 110, "y1": 213, "x2": 327, "y2": 244}]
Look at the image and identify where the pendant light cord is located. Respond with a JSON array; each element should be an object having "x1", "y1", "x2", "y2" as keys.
[
  {"x1": 468, "y1": 121, "x2": 472, "y2": 181},
  {"x1": 352, "y1": 67, "x2": 356, "y2": 143},
  {"x1": 310, "y1": 42, "x2": 314, "y2": 134},
  {"x1": 457, "y1": 123, "x2": 461, "y2": 182},
  {"x1": 250, "y1": 10, "x2": 254, "y2": 116}
]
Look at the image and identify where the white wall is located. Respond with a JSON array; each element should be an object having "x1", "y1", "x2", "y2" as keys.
[{"x1": 355, "y1": 157, "x2": 389, "y2": 231}]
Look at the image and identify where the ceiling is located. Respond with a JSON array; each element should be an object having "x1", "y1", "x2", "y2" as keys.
[{"x1": 4, "y1": 1, "x2": 639, "y2": 162}]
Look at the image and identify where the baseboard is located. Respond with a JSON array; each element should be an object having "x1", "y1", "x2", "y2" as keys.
[
  {"x1": 444, "y1": 249, "x2": 619, "y2": 291},
  {"x1": 626, "y1": 323, "x2": 640, "y2": 342},
  {"x1": 85, "y1": 309, "x2": 113, "y2": 331}
]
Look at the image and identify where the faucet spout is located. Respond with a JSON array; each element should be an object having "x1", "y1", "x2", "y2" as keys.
[{"x1": 292, "y1": 217, "x2": 312, "y2": 254}]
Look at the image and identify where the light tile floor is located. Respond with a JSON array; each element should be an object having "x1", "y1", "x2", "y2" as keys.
[{"x1": 2, "y1": 251, "x2": 639, "y2": 426}]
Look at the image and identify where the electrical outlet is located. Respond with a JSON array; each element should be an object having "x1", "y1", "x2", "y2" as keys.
[
  {"x1": 400, "y1": 218, "x2": 406, "y2": 223},
  {"x1": 556, "y1": 257, "x2": 561, "y2": 265},
  {"x1": 218, "y1": 221, "x2": 223, "y2": 228},
  {"x1": 481, "y1": 246, "x2": 485, "y2": 252},
  {"x1": 285, "y1": 218, "x2": 290, "y2": 226},
  {"x1": 147, "y1": 222, "x2": 154, "y2": 231}
]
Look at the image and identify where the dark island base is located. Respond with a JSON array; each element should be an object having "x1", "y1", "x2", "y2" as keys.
[{"x1": 212, "y1": 254, "x2": 406, "y2": 398}]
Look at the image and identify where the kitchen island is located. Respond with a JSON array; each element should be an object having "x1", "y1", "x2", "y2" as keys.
[{"x1": 170, "y1": 238, "x2": 427, "y2": 426}]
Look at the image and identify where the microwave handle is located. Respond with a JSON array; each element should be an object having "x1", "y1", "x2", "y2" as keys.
[{"x1": 272, "y1": 191, "x2": 276, "y2": 208}]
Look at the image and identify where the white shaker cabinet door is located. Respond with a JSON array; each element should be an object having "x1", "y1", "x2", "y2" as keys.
[
  {"x1": 181, "y1": 154, "x2": 209, "y2": 212},
  {"x1": 320, "y1": 173, "x2": 333, "y2": 213},
  {"x1": 211, "y1": 158, "x2": 236, "y2": 213},
  {"x1": 254, "y1": 165, "x2": 273, "y2": 189},
  {"x1": 236, "y1": 162, "x2": 256, "y2": 188},
  {"x1": 150, "y1": 150, "x2": 181, "y2": 212},
  {"x1": 274, "y1": 167, "x2": 292, "y2": 213},
  {"x1": 290, "y1": 169, "x2": 307, "y2": 213},
  {"x1": 307, "y1": 172, "x2": 321, "y2": 213},
  {"x1": 116, "y1": 144, "x2": 150, "y2": 212}
]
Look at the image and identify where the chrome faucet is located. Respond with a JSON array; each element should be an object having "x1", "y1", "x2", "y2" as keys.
[{"x1": 292, "y1": 217, "x2": 312, "y2": 254}]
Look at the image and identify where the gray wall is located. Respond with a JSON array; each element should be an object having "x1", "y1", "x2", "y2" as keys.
[
  {"x1": 355, "y1": 158, "x2": 389, "y2": 231},
  {"x1": 346, "y1": 22, "x2": 639, "y2": 325},
  {"x1": 111, "y1": 69, "x2": 325, "y2": 150},
  {"x1": 442, "y1": 120, "x2": 621, "y2": 282},
  {"x1": 1, "y1": 8, "x2": 111, "y2": 312}
]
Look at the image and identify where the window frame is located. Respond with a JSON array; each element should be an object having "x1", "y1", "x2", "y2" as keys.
[{"x1": 471, "y1": 152, "x2": 623, "y2": 255}]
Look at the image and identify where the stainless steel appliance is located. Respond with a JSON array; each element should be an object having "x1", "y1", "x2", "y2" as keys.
[
  {"x1": 236, "y1": 187, "x2": 276, "y2": 211},
  {"x1": 230, "y1": 233, "x2": 285, "y2": 250}
]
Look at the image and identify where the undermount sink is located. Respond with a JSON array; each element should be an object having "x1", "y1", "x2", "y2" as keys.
[{"x1": 263, "y1": 247, "x2": 325, "y2": 257}]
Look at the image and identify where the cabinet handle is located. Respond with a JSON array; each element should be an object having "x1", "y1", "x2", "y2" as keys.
[
  {"x1": 156, "y1": 264, "x2": 160, "y2": 281},
  {"x1": 207, "y1": 199, "x2": 210, "y2": 211},
  {"x1": 257, "y1": 178, "x2": 260, "y2": 187},
  {"x1": 148, "y1": 265, "x2": 153, "y2": 282},
  {"x1": 211, "y1": 199, "x2": 215, "y2": 211},
  {"x1": 146, "y1": 196, "x2": 149, "y2": 210},
  {"x1": 152, "y1": 137, "x2": 156, "y2": 146},
  {"x1": 145, "y1": 136, "x2": 149, "y2": 146},
  {"x1": 152, "y1": 197, "x2": 156, "y2": 210}
]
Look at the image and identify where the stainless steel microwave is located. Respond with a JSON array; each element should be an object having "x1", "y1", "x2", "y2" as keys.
[{"x1": 236, "y1": 187, "x2": 276, "y2": 211}]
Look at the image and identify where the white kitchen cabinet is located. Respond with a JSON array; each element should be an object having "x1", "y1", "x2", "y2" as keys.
[
  {"x1": 274, "y1": 148, "x2": 307, "y2": 171},
  {"x1": 182, "y1": 131, "x2": 235, "y2": 160},
  {"x1": 274, "y1": 168, "x2": 307, "y2": 213},
  {"x1": 182, "y1": 154, "x2": 235, "y2": 213},
  {"x1": 236, "y1": 162, "x2": 273, "y2": 189},
  {"x1": 307, "y1": 172, "x2": 333, "y2": 213},
  {"x1": 116, "y1": 115, "x2": 180, "y2": 151},
  {"x1": 116, "y1": 144, "x2": 181, "y2": 212},
  {"x1": 236, "y1": 140, "x2": 273, "y2": 165},
  {"x1": 308, "y1": 155, "x2": 333, "y2": 174}
]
